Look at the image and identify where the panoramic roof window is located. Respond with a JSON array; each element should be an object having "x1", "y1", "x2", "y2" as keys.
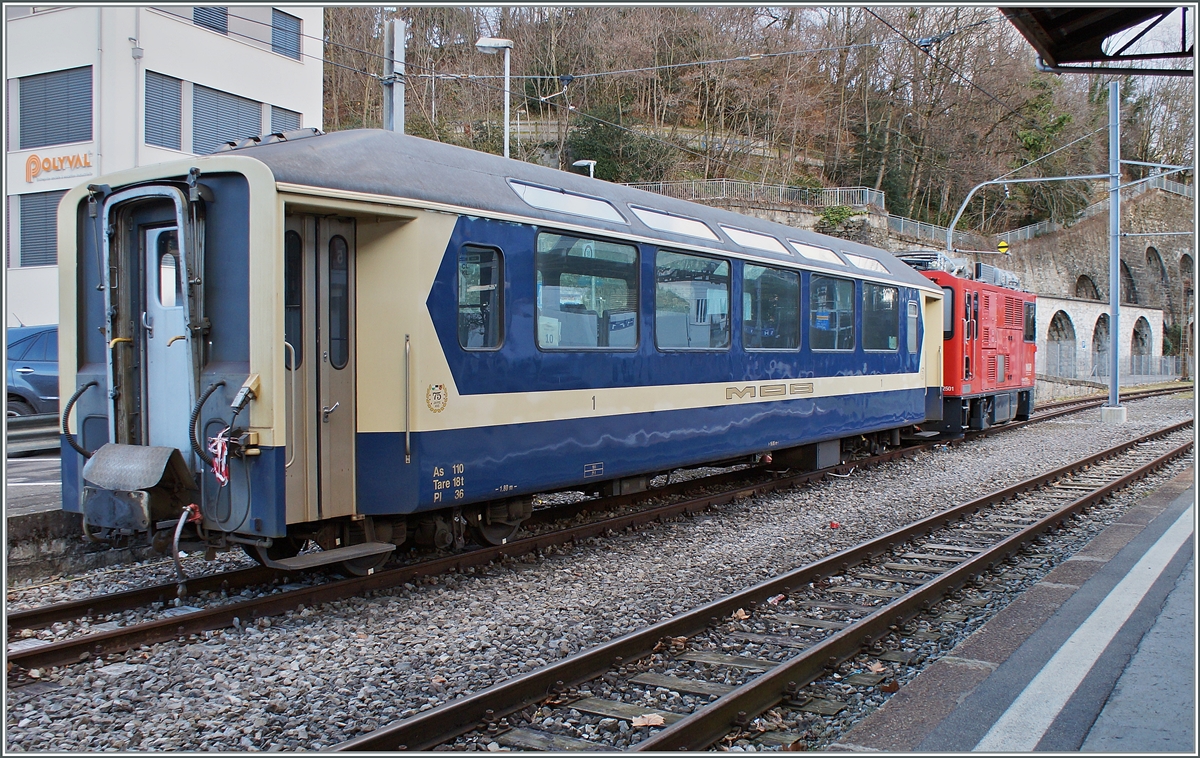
[
  {"x1": 630, "y1": 206, "x2": 719, "y2": 241},
  {"x1": 719, "y1": 225, "x2": 790, "y2": 255},
  {"x1": 843, "y1": 252, "x2": 889, "y2": 274},
  {"x1": 509, "y1": 180, "x2": 627, "y2": 224},
  {"x1": 788, "y1": 240, "x2": 845, "y2": 266}
]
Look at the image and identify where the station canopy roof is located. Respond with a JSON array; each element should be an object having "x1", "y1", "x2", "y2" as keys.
[{"x1": 1002, "y1": 7, "x2": 1193, "y2": 75}]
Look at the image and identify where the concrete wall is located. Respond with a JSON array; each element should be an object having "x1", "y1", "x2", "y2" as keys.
[{"x1": 1036, "y1": 295, "x2": 1163, "y2": 378}]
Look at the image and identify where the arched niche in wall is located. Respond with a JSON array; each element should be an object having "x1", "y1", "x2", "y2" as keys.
[
  {"x1": 1120, "y1": 260, "x2": 1138, "y2": 304},
  {"x1": 1046, "y1": 310, "x2": 1077, "y2": 378},
  {"x1": 1092, "y1": 313, "x2": 1110, "y2": 378},
  {"x1": 1075, "y1": 274, "x2": 1101, "y2": 300}
]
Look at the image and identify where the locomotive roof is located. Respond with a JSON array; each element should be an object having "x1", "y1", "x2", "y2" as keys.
[{"x1": 227, "y1": 128, "x2": 934, "y2": 291}]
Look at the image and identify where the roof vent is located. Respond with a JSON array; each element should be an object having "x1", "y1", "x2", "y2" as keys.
[{"x1": 214, "y1": 127, "x2": 323, "y2": 152}]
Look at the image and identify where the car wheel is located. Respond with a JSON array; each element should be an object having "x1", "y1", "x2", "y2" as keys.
[{"x1": 7, "y1": 399, "x2": 35, "y2": 417}]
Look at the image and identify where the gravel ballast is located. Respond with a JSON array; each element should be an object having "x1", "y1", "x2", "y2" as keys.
[{"x1": 4, "y1": 395, "x2": 1193, "y2": 751}]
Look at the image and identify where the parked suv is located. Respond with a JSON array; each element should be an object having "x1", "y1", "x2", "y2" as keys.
[{"x1": 7, "y1": 325, "x2": 59, "y2": 417}]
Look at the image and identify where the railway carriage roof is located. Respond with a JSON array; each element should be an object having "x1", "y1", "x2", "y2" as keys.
[{"x1": 229, "y1": 129, "x2": 934, "y2": 291}]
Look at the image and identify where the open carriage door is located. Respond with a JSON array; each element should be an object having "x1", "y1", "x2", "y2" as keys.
[
  {"x1": 143, "y1": 227, "x2": 195, "y2": 452},
  {"x1": 100, "y1": 187, "x2": 199, "y2": 458}
]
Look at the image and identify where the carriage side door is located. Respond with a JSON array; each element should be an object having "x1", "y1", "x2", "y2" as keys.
[{"x1": 317, "y1": 218, "x2": 357, "y2": 518}]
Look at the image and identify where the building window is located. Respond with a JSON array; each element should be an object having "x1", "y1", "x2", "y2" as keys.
[
  {"x1": 192, "y1": 85, "x2": 263, "y2": 154},
  {"x1": 809, "y1": 275, "x2": 855, "y2": 351},
  {"x1": 271, "y1": 105, "x2": 301, "y2": 134},
  {"x1": 272, "y1": 9, "x2": 302, "y2": 59},
  {"x1": 655, "y1": 250, "x2": 730, "y2": 350},
  {"x1": 194, "y1": 6, "x2": 228, "y2": 34},
  {"x1": 863, "y1": 282, "x2": 899, "y2": 351},
  {"x1": 458, "y1": 246, "x2": 504, "y2": 350},
  {"x1": 144, "y1": 71, "x2": 182, "y2": 150},
  {"x1": 743, "y1": 264, "x2": 799, "y2": 350},
  {"x1": 535, "y1": 233, "x2": 638, "y2": 350},
  {"x1": 19, "y1": 66, "x2": 92, "y2": 149},
  {"x1": 17, "y1": 190, "x2": 67, "y2": 267}
]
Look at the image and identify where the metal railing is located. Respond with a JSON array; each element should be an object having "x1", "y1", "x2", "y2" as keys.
[
  {"x1": 624, "y1": 179, "x2": 886, "y2": 210},
  {"x1": 1086, "y1": 354, "x2": 1190, "y2": 380},
  {"x1": 627, "y1": 173, "x2": 1190, "y2": 250},
  {"x1": 5, "y1": 413, "x2": 59, "y2": 456},
  {"x1": 886, "y1": 214, "x2": 987, "y2": 250},
  {"x1": 996, "y1": 173, "x2": 1192, "y2": 245}
]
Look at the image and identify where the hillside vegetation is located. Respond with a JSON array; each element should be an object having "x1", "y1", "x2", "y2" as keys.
[{"x1": 323, "y1": 6, "x2": 1194, "y2": 235}]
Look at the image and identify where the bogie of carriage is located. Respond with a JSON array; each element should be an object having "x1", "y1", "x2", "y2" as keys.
[{"x1": 58, "y1": 129, "x2": 947, "y2": 573}]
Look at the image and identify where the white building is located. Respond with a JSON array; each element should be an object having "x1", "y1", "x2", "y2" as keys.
[{"x1": 5, "y1": 5, "x2": 324, "y2": 327}]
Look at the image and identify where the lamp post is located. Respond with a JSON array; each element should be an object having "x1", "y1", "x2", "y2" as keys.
[
  {"x1": 572, "y1": 159, "x2": 596, "y2": 178},
  {"x1": 475, "y1": 36, "x2": 513, "y2": 158}
]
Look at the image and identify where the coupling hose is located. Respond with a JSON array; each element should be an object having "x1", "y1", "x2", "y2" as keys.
[
  {"x1": 190, "y1": 381, "x2": 226, "y2": 466},
  {"x1": 62, "y1": 381, "x2": 98, "y2": 458}
]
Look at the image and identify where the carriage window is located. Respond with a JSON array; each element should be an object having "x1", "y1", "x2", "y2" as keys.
[
  {"x1": 157, "y1": 231, "x2": 182, "y2": 308},
  {"x1": 907, "y1": 300, "x2": 920, "y2": 354},
  {"x1": 535, "y1": 233, "x2": 638, "y2": 350},
  {"x1": 863, "y1": 283, "x2": 899, "y2": 351},
  {"x1": 656, "y1": 251, "x2": 730, "y2": 350},
  {"x1": 1024, "y1": 301, "x2": 1036, "y2": 342},
  {"x1": 942, "y1": 287, "x2": 954, "y2": 339},
  {"x1": 809, "y1": 275, "x2": 855, "y2": 350},
  {"x1": 328, "y1": 235, "x2": 349, "y2": 369},
  {"x1": 458, "y1": 246, "x2": 504, "y2": 350},
  {"x1": 284, "y1": 230, "x2": 302, "y2": 368},
  {"x1": 743, "y1": 265, "x2": 799, "y2": 350}
]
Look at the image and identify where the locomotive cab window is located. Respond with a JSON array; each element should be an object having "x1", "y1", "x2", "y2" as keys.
[
  {"x1": 809, "y1": 275, "x2": 855, "y2": 350},
  {"x1": 458, "y1": 246, "x2": 504, "y2": 350},
  {"x1": 1024, "y1": 301, "x2": 1036, "y2": 342},
  {"x1": 656, "y1": 250, "x2": 730, "y2": 350},
  {"x1": 536, "y1": 233, "x2": 638, "y2": 350},
  {"x1": 942, "y1": 287, "x2": 954, "y2": 339},
  {"x1": 863, "y1": 283, "x2": 899, "y2": 351},
  {"x1": 743, "y1": 264, "x2": 799, "y2": 350}
]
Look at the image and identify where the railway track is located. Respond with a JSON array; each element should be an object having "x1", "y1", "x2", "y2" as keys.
[
  {"x1": 331, "y1": 420, "x2": 1192, "y2": 751},
  {"x1": 5, "y1": 388, "x2": 1189, "y2": 676}
]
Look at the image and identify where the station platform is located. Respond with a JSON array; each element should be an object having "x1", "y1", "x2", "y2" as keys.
[{"x1": 833, "y1": 466, "x2": 1196, "y2": 753}]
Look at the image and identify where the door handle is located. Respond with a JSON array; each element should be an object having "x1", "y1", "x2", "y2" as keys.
[
  {"x1": 142, "y1": 312, "x2": 154, "y2": 338},
  {"x1": 322, "y1": 401, "x2": 340, "y2": 423},
  {"x1": 16, "y1": 367, "x2": 35, "y2": 374}
]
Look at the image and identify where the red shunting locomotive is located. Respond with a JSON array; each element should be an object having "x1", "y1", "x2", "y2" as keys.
[{"x1": 900, "y1": 253, "x2": 1037, "y2": 436}]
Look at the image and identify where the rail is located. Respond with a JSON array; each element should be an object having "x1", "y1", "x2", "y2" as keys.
[
  {"x1": 5, "y1": 413, "x2": 59, "y2": 456},
  {"x1": 333, "y1": 420, "x2": 1192, "y2": 751}
]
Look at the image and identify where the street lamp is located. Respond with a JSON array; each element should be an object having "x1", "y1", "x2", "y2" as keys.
[
  {"x1": 572, "y1": 159, "x2": 596, "y2": 178},
  {"x1": 475, "y1": 36, "x2": 513, "y2": 158}
]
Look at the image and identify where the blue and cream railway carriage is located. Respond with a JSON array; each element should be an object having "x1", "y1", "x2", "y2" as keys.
[{"x1": 59, "y1": 129, "x2": 944, "y2": 573}]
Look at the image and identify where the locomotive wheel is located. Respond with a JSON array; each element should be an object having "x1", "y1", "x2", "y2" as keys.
[
  {"x1": 469, "y1": 520, "x2": 522, "y2": 546},
  {"x1": 243, "y1": 536, "x2": 305, "y2": 565}
]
